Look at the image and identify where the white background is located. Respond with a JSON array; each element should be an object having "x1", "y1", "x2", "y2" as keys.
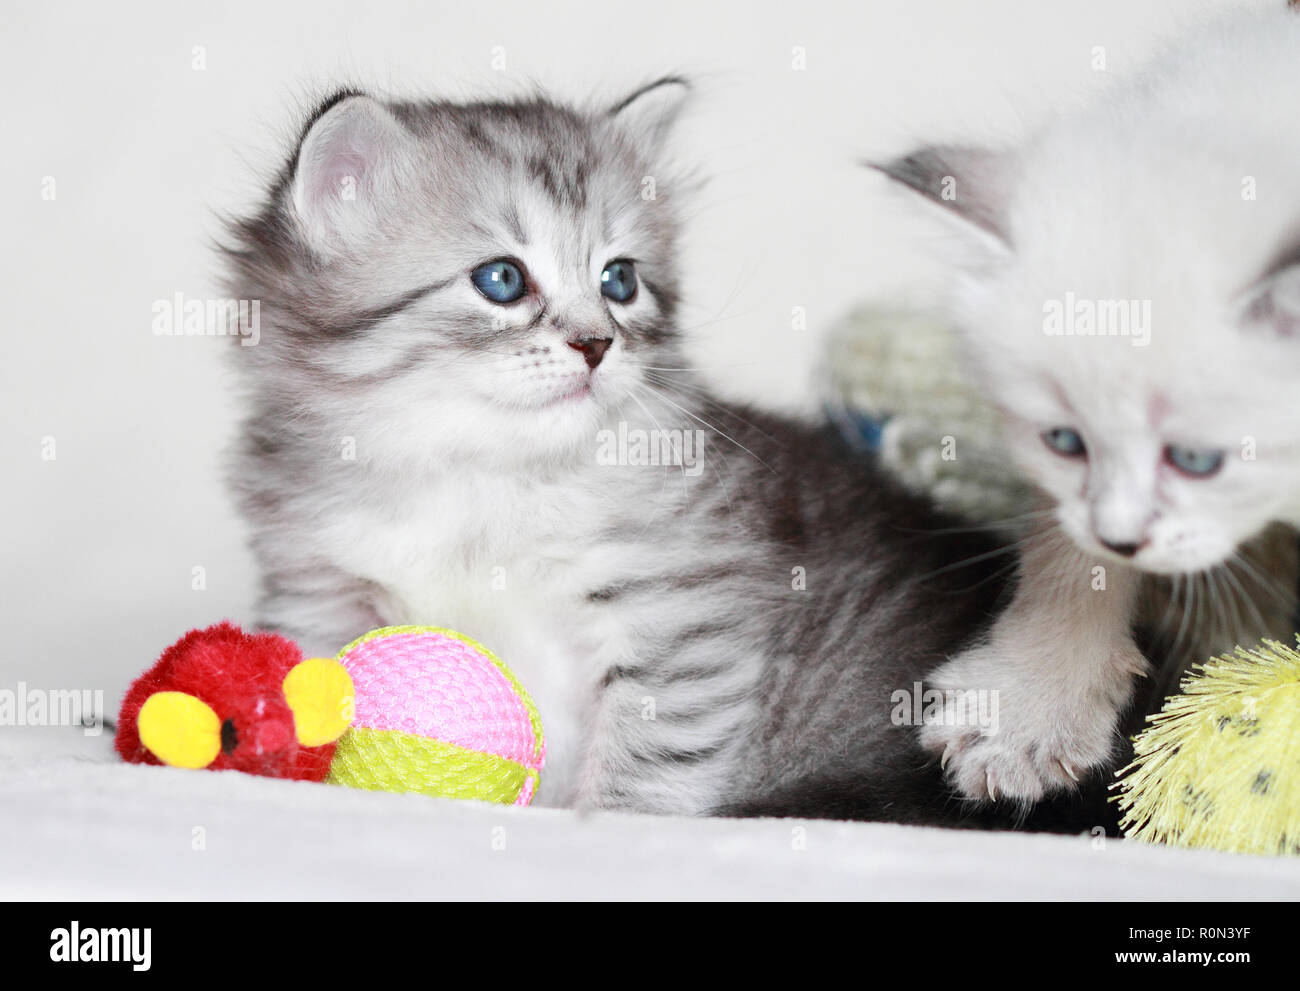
[{"x1": 0, "y1": 0, "x2": 1269, "y2": 700}]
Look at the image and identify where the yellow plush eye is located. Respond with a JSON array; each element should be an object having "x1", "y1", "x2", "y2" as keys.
[
  {"x1": 282, "y1": 657, "x2": 355, "y2": 746},
  {"x1": 137, "y1": 692, "x2": 222, "y2": 769}
]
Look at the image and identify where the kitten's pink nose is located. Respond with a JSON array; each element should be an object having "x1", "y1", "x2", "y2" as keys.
[{"x1": 568, "y1": 336, "x2": 612, "y2": 370}]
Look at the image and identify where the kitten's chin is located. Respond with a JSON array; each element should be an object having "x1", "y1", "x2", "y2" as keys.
[
  {"x1": 487, "y1": 373, "x2": 600, "y2": 413},
  {"x1": 1123, "y1": 554, "x2": 1228, "y2": 578},
  {"x1": 1063, "y1": 522, "x2": 1237, "y2": 577},
  {"x1": 484, "y1": 387, "x2": 616, "y2": 458},
  {"x1": 1135, "y1": 539, "x2": 1250, "y2": 577},
  {"x1": 532, "y1": 381, "x2": 593, "y2": 409}
]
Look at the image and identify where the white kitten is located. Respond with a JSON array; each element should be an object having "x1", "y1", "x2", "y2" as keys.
[{"x1": 879, "y1": 6, "x2": 1300, "y2": 802}]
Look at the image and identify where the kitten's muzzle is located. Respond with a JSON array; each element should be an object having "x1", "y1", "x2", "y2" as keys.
[{"x1": 568, "y1": 336, "x2": 612, "y2": 370}]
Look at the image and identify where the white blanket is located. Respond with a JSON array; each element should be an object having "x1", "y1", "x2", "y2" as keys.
[{"x1": 4, "y1": 728, "x2": 1297, "y2": 900}]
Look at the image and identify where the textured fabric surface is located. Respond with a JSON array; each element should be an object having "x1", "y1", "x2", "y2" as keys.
[{"x1": 7, "y1": 732, "x2": 1300, "y2": 899}]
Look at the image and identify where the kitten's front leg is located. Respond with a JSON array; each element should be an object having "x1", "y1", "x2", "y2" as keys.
[
  {"x1": 921, "y1": 524, "x2": 1148, "y2": 802},
  {"x1": 572, "y1": 636, "x2": 760, "y2": 816},
  {"x1": 254, "y1": 565, "x2": 398, "y2": 658}
]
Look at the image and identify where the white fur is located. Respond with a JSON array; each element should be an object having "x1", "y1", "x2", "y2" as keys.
[
  {"x1": 901, "y1": 7, "x2": 1300, "y2": 801},
  {"x1": 962, "y1": 11, "x2": 1300, "y2": 569}
]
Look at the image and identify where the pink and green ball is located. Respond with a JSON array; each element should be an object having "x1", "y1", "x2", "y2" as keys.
[{"x1": 325, "y1": 626, "x2": 546, "y2": 806}]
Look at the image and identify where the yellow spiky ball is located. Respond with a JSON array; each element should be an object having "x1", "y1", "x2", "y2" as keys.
[{"x1": 1115, "y1": 638, "x2": 1300, "y2": 856}]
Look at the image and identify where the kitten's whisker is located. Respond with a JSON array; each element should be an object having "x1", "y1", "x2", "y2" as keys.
[
  {"x1": 620, "y1": 385, "x2": 688, "y2": 536},
  {"x1": 698, "y1": 429, "x2": 739, "y2": 522},
  {"x1": 1210, "y1": 568, "x2": 1236, "y2": 647},
  {"x1": 675, "y1": 251, "x2": 762, "y2": 334},
  {"x1": 942, "y1": 556, "x2": 1021, "y2": 595},
  {"x1": 911, "y1": 533, "x2": 1033, "y2": 584},
  {"x1": 1231, "y1": 566, "x2": 1265, "y2": 641},
  {"x1": 642, "y1": 371, "x2": 784, "y2": 446},
  {"x1": 1209, "y1": 567, "x2": 1240, "y2": 647},
  {"x1": 637, "y1": 363, "x2": 762, "y2": 372},
  {"x1": 1201, "y1": 569, "x2": 1221, "y2": 645},
  {"x1": 639, "y1": 383, "x2": 746, "y2": 521},
  {"x1": 634, "y1": 381, "x2": 774, "y2": 472},
  {"x1": 674, "y1": 306, "x2": 764, "y2": 337},
  {"x1": 634, "y1": 379, "x2": 742, "y2": 522},
  {"x1": 1228, "y1": 550, "x2": 1296, "y2": 612},
  {"x1": 1175, "y1": 567, "x2": 1190, "y2": 660},
  {"x1": 624, "y1": 385, "x2": 688, "y2": 487},
  {"x1": 1152, "y1": 571, "x2": 1181, "y2": 644},
  {"x1": 888, "y1": 508, "x2": 1057, "y2": 538},
  {"x1": 1221, "y1": 556, "x2": 1273, "y2": 641}
]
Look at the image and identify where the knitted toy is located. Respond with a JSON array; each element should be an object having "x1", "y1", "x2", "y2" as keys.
[
  {"x1": 117, "y1": 622, "x2": 545, "y2": 806},
  {"x1": 1114, "y1": 638, "x2": 1300, "y2": 856},
  {"x1": 821, "y1": 302, "x2": 1031, "y2": 524}
]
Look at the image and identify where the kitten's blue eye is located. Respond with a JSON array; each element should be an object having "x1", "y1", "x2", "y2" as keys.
[
  {"x1": 1166, "y1": 445, "x2": 1224, "y2": 478},
  {"x1": 601, "y1": 260, "x2": 637, "y2": 303},
  {"x1": 1042, "y1": 427, "x2": 1086, "y2": 458},
  {"x1": 471, "y1": 260, "x2": 526, "y2": 304}
]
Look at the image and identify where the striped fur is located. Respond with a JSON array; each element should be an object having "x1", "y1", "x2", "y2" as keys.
[{"x1": 224, "y1": 84, "x2": 1066, "y2": 824}]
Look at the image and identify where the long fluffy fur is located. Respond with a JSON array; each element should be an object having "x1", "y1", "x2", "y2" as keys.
[
  {"x1": 224, "y1": 81, "x2": 1104, "y2": 826},
  {"x1": 877, "y1": 6, "x2": 1300, "y2": 803}
]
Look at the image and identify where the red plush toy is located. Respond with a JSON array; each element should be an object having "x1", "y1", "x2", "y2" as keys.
[{"x1": 115, "y1": 622, "x2": 336, "y2": 781}]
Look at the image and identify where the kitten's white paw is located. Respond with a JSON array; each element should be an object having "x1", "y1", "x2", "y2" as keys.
[{"x1": 919, "y1": 639, "x2": 1141, "y2": 803}]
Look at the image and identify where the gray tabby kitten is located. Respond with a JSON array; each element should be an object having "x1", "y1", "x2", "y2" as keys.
[{"x1": 224, "y1": 79, "x2": 1043, "y2": 822}]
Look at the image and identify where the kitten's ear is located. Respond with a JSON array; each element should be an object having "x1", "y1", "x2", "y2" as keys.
[
  {"x1": 609, "y1": 76, "x2": 690, "y2": 145},
  {"x1": 290, "y1": 92, "x2": 411, "y2": 249},
  {"x1": 1236, "y1": 260, "x2": 1300, "y2": 338},
  {"x1": 869, "y1": 145, "x2": 1015, "y2": 252}
]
